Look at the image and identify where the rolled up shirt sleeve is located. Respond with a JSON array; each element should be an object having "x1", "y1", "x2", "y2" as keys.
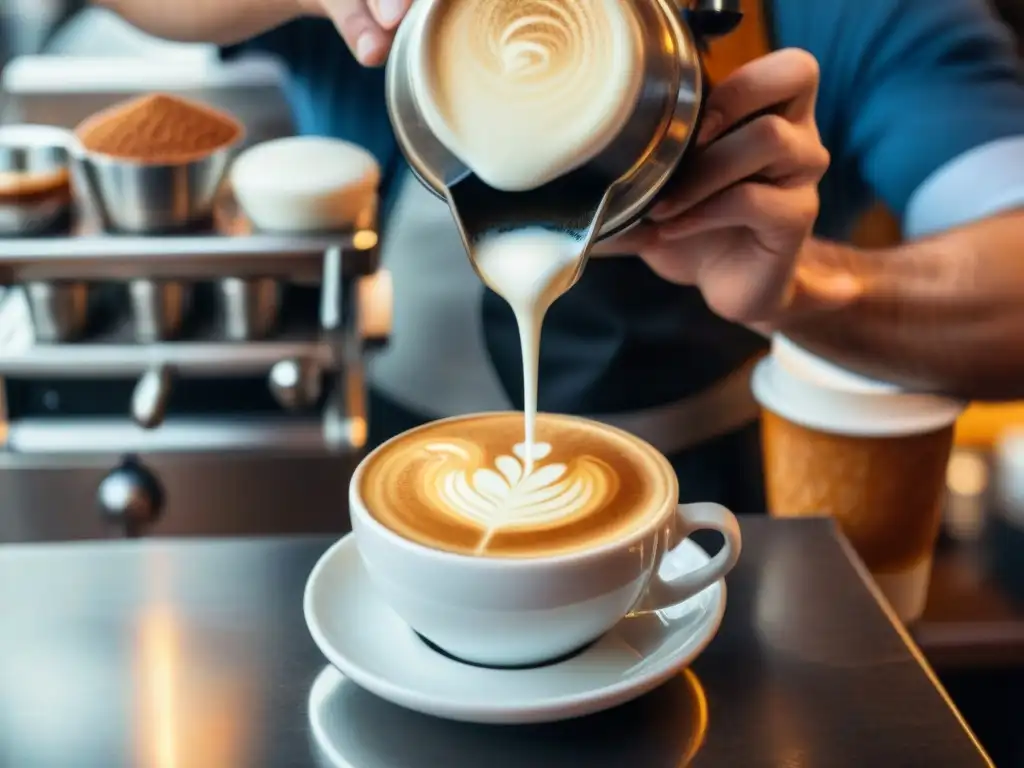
[{"x1": 785, "y1": 0, "x2": 1024, "y2": 238}]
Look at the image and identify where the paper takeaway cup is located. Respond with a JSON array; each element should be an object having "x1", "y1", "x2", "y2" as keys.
[{"x1": 752, "y1": 336, "x2": 965, "y2": 624}]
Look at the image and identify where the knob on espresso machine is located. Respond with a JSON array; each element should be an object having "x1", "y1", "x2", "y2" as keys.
[{"x1": 97, "y1": 458, "x2": 165, "y2": 538}]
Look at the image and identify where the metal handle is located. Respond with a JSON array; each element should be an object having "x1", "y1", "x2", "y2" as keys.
[
  {"x1": 692, "y1": 0, "x2": 742, "y2": 12},
  {"x1": 688, "y1": 0, "x2": 743, "y2": 40},
  {"x1": 131, "y1": 364, "x2": 173, "y2": 429}
]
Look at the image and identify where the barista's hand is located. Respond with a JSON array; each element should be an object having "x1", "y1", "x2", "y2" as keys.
[
  {"x1": 603, "y1": 49, "x2": 830, "y2": 327},
  {"x1": 303, "y1": 0, "x2": 413, "y2": 66}
]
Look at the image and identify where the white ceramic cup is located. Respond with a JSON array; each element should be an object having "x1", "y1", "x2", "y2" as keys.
[{"x1": 350, "y1": 418, "x2": 742, "y2": 667}]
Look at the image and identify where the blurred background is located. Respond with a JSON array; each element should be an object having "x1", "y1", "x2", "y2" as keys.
[{"x1": 2, "y1": 1, "x2": 1024, "y2": 765}]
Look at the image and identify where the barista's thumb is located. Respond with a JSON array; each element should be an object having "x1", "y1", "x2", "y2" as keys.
[{"x1": 318, "y1": 0, "x2": 411, "y2": 66}]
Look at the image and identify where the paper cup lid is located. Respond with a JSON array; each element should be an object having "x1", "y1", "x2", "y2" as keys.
[{"x1": 752, "y1": 335, "x2": 965, "y2": 436}]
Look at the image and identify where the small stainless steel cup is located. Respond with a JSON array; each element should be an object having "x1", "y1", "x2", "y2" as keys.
[
  {"x1": 216, "y1": 276, "x2": 282, "y2": 341},
  {"x1": 0, "y1": 124, "x2": 73, "y2": 236},
  {"x1": 69, "y1": 96, "x2": 244, "y2": 234},
  {"x1": 71, "y1": 142, "x2": 238, "y2": 234},
  {"x1": 128, "y1": 279, "x2": 193, "y2": 343},
  {"x1": 23, "y1": 280, "x2": 91, "y2": 343}
]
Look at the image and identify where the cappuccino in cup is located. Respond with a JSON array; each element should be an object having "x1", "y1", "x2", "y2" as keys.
[
  {"x1": 351, "y1": 412, "x2": 742, "y2": 667},
  {"x1": 753, "y1": 336, "x2": 963, "y2": 623},
  {"x1": 361, "y1": 412, "x2": 672, "y2": 557}
]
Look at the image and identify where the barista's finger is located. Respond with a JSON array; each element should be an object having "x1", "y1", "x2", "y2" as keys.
[
  {"x1": 650, "y1": 116, "x2": 828, "y2": 221},
  {"x1": 368, "y1": 0, "x2": 412, "y2": 29},
  {"x1": 703, "y1": 48, "x2": 821, "y2": 136},
  {"x1": 638, "y1": 230, "x2": 722, "y2": 286},
  {"x1": 591, "y1": 221, "x2": 659, "y2": 255},
  {"x1": 321, "y1": 0, "x2": 391, "y2": 66},
  {"x1": 657, "y1": 183, "x2": 819, "y2": 245}
]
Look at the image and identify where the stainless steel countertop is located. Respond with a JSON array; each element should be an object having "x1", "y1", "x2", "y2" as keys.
[{"x1": 0, "y1": 518, "x2": 992, "y2": 767}]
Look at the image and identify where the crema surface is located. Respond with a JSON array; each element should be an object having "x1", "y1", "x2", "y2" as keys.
[
  {"x1": 416, "y1": 0, "x2": 644, "y2": 191},
  {"x1": 358, "y1": 412, "x2": 674, "y2": 557}
]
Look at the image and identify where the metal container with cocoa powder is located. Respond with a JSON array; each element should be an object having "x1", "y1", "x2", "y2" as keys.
[
  {"x1": 71, "y1": 92, "x2": 254, "y2": 344},
  {"x1": 72, "y1": 93, "x2": 245, "y2": 235}
]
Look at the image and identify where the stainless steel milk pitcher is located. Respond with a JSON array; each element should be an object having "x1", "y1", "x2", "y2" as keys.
[{"x1": 385, "y1": 0, "x2": 743, "y2": 241}]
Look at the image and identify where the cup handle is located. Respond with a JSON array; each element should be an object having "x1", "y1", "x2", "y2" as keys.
[{"x1": 639, "y1": 503, "x2": 742, "y2": 612}]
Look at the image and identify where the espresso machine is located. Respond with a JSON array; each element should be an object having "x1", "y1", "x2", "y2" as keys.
[{"x1": 0, "y1": 53, "x2": 391, "y2": 543}]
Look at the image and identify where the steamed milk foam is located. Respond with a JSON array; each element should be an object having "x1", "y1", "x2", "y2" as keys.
[
  {"x1": 359, "y1": 412, "x2": 673, "y2": 557},
  {"x1": 415, "y1": 0, "x2": 644, "y2": 191}
]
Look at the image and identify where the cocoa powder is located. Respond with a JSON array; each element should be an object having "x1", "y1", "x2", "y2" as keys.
[{"x1": 76, "y1": 93, "x2": 243, "y2": 163}]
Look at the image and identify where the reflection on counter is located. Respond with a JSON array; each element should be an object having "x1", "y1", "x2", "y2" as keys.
[
  {"x1": 132, "y1": 604, "x2": 256, "y2": 768},
  {"x1": 308, "y1": 665, "x2": 708, "y2": 768}
]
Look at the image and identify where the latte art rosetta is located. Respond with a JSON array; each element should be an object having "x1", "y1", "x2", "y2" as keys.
[
  {"x1": 424, "y1": 440, "x2": 613, "y2": 553},
  {"x1": 359, "y1": 413, "x2": 671, "y2": 558},
  {"x1": 416, "y1": 0, "x2": 643, "y2": 190}
]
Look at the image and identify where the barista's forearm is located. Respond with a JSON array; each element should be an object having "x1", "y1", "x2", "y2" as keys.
[
  {"x1": 776, "y1": 209, "x2": 1024, "y2": 401},
  {"x1": 93, "y1": 0, "x2": 314, "y2": 45}
]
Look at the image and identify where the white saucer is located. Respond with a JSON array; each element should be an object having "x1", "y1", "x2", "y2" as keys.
[{"x1": 304, "y1": 534, "x2": 726, "y2": 725}]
